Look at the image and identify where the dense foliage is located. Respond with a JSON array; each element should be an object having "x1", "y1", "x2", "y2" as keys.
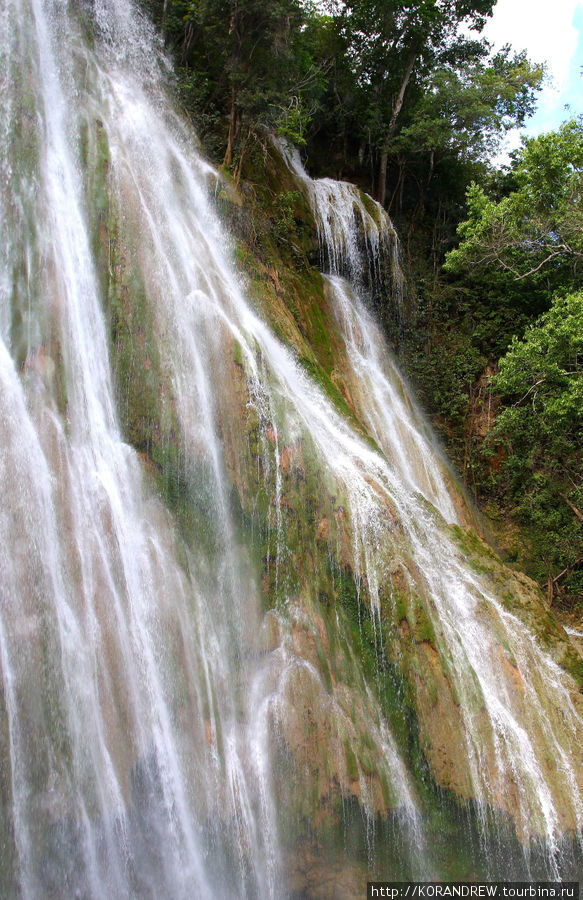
[
  {"x1": 438, "y1": 122, "x2": 583, "y2": 603},
  {"x1": 445, "y1": 119, "x2": 583, "y2": 284},
  {"x1": 488, "y1": 291, "x2": 583, "y2": 599},
  {"x1": 151, "y1": 0, "x2": 542, "y2": 214},
  {"x1": 149, "y1": 0, "x2": 322, "y2": 167}
]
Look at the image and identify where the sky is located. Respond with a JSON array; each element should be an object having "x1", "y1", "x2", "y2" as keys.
[{"x1": 482, "y1": 0, "x2": 583, "y2": 155}]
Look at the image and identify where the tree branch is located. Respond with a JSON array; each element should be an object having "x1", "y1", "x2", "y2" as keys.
[
  {"x1": 562, "y1": 494, "x2": 583, "y2": 524},
  {"x1": 512, "y1": 378, "x2": 546, "y2": 407}
]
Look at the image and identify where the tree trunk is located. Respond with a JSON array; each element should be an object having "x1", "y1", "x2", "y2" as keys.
[
  {"x1": 223, "y1": 8, "x2": 241, "y2": 168},
  {"x1": 427, "y1": 149, "x2": 434, "y2": 187},
  {"x1": 376, "y1": 43, "x2": 419, "y2": 206},
  {"x1": 377, "y1": 148, "x2": 389, "y2": 208},
  {"x1": 223, "y1": 86, "x2": 237, "y2": 168},
  {"x1": 387, "y1": 160, "x2": 403, "y2": 215}
]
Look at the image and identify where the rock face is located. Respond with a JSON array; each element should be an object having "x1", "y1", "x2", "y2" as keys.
[{"x1": 2, "y1": 0, "x2": 583, "y2": 893}]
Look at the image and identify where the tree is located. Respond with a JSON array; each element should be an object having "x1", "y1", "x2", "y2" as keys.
[
  {"x1": 385, "y1": 47, "x2": 543, "y2": 263},
  {"x1": 488, "y1": 291, "x2": 583, "y2": 600},
  {"x1": 396, "y1": 49, "x2": 543, "y2": 166},
  {"x1": 157, "y1": 0, "x2": 322, "y2": 167},
  {"x1": 445, "y1": 118, "x2": 583, "y2": 282},
  {"x1": 336, "y1": 0, "x2": 496, "y2": 203}
]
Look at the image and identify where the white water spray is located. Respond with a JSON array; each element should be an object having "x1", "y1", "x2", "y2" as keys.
[{"x1": 1, "y1": 0, "x2": 583, "y2": 894}]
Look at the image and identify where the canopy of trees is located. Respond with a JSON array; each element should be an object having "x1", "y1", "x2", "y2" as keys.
[
  {"x1": 489, "y1": 291, "x2": 583, "y2": 600},
  {"x1": 445, "y1": 119, "x2": 583, "y2": 283},
  {"x1": 436, "y1": 119, "x2": 583, "y2": 602},
  {"x1": 153, "y1": 0, "x2": 543, "y2": 230}
]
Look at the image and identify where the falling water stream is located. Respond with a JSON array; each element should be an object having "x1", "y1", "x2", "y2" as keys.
[
  {"x1": 1, "y1": 0, "x2": 583, "y2": 895},
  {"x1": 284, "y1": 149, "x2": 583, "y2": 875}
]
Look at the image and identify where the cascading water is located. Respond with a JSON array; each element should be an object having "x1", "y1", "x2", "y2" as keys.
[
  {"x1": 280, "y1": 149, "x2": 583, "y2": 877},
  {"x1": 2, "y1": 0, "x2": 583, "y2": 896},
  {"x1": 1, "y1": 1, "x2": 281, "y2": 896}
]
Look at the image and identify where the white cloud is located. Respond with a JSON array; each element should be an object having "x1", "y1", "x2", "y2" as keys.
[
  {"x1": 480, "y1": 0, "x2": 583, "y2": 158},
  {"x1": 483, "y1": 0, "x2": 582, "y2": 92}
]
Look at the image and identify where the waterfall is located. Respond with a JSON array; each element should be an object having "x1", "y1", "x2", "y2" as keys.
[
  {"x1": 1, "y1": 0, "x2": 583, "y2": 895},
  {"x1": 279, "y1": 148, "x2": 583, "y2": 876},
  {"x1": 1, "y1": 1, "x2": 281, "y2": 896}
]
